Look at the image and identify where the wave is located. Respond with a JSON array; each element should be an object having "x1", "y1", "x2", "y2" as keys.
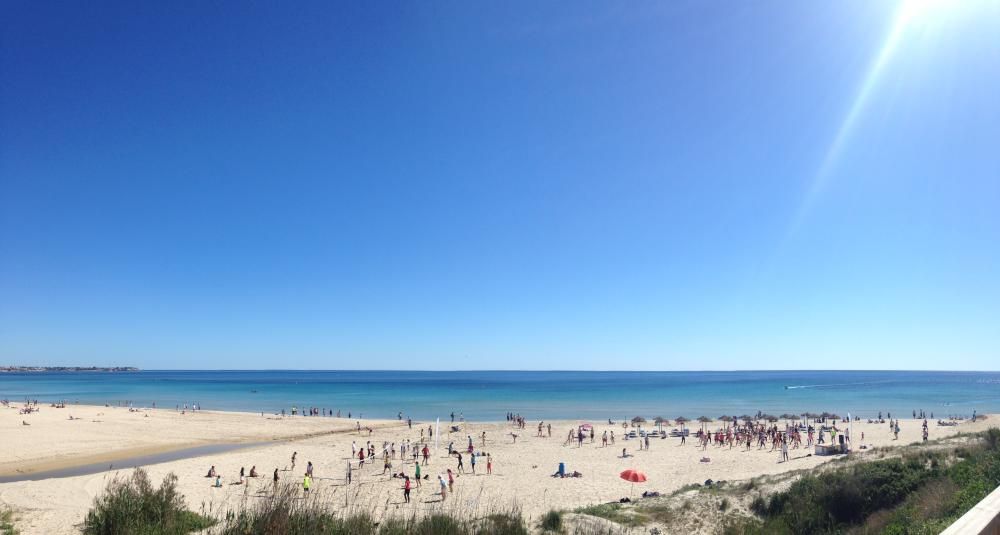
[{"x1": 784, "y1": 381, "x2": 889, "y2": 390}]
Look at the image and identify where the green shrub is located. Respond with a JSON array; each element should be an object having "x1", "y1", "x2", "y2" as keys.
[
  {"x1": 83, "y1": 469, "x2": 213, "y2": 535},
  {"x1": 541, "y1": 510, "x2": 562, "y2": 532},
  {"x1": 1, "y1": 507, "x2": 17, "y2": 535},
  {"x1": 748, "y1": 428, "x2": 1000, "y2": 534}
]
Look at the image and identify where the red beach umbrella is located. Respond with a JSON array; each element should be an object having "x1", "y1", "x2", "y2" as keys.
[{"x1": 620, "y1": 469, "x2": 647, "y2": 496}]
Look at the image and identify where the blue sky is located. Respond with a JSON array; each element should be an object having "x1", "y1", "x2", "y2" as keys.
[{"x1": 2, "y1": 1, "x2": 998, "y2": 370}]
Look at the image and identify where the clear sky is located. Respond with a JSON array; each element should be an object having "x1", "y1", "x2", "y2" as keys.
[{"x1": 2, "y1": 1, "x2": 998, "y2": 370}]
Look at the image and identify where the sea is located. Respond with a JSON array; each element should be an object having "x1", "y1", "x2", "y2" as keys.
[{"x1": 2, "y1": 370, "x2": 998, "y2": 422}]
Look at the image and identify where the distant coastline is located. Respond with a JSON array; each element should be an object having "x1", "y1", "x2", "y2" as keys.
[{"x1": 0, "y1": 366, "x2": 139, "y2": 373}]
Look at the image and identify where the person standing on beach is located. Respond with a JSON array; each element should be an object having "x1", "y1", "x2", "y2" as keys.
[
  {"x1": 273, "y1": 469, "x2": 279, "y2": 494},
  {"x1": 422, "y1": 444, "x2": 430, "y2": 465},
  {"x1": 403, "y1": 476, "x2": 411, "y2": 503},
  {"x1": 456, "y1": 452, "x2": 465, "y2": 473},
  {"x1": 487, "y1": 453, "x2": 492, "y2": 475},
  {"x1": 470, "y1": 452, "x2": 477, "y2": 474},
  {"x1": 303, "y1": 474, "x2": 311, "y2": 495},
  {"x1": 439, "y1": 475, "x2": 447, "y2": 501},
  {"x1": 414, "y1": 461, "x2": 421, "y2": 486},
  {"x1": 291, "y1": 452, "x2": 297, "y2": 472}
]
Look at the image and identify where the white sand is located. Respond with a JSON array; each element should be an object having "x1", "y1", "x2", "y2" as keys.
[{"x1": 0, "y1": 403, "x2": 993, "y2": 534}]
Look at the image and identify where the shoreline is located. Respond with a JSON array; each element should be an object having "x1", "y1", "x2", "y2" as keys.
[
  {"x1": 2, "y1": 401, "x2": 985, "y2": 478},
  {"x1": 0, "y1": 403, "x2": 407, "y2": 479}
]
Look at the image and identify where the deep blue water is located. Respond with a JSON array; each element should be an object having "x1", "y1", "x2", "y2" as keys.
[{"x1": 2, "y1": 370, "x2": 998, "y2": 421}]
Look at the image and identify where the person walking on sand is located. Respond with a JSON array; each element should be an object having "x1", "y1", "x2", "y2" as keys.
[
  {"x1": 303, "y1": 473, "x2": 312, "y2": 494},
  {"x1": 447, "y1": 468, "x2": 455, "y2": 493},
  {"x1": 439, "y1": 475, "x2": 447, "y2": 501},
  {"x1": 403, "y1": 476, "x2": 411, "y2": 503},
  {"x1": 456, "y1": 453, "x2": 465, "y2": 473}
]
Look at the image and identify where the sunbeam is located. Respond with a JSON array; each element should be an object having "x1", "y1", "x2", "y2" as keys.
[{"x1": 785, "y1": 0, "x2": 956, "y2": 238}]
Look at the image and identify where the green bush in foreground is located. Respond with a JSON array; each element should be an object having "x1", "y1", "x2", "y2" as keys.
[
  {"x1": 541, "y1": 510, "x2": 563, "y2": 532},
  {"x1": 1, "y1": 507, "x2": 17, "y2": 535},
  {"x1": 83, "y1": 468, "x2": 214, "y2": 535},
  {"x1": 727, "y1": 428, "x2": 1000, "y2": 535}
]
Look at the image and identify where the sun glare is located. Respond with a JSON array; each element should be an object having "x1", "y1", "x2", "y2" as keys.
[
  {"x1": 784, "y1": 0, "x2": 965, "y2": 239},
  {"x1": 897, "y1": 0, "x2": 957, "y2": 25}
]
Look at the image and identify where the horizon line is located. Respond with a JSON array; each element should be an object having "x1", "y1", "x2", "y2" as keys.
[{"x1": 4, "y1": 367, "x2": 999, "y2": 373}]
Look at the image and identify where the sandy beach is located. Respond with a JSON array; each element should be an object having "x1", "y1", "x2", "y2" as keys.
[{"x1": 0, "y1": 403, "x2": 993, "y2": 534}]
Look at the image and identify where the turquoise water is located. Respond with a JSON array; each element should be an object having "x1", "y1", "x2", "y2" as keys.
[{"x1": 1, "y1": 370, "x2": 998, "y2": 421}]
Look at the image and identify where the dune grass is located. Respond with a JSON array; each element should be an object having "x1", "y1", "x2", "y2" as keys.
[
  {"x1": 82, "y1": 468, "x2": 214, "y2": 535},
  {"x1": 217, "y1": 483, "x2": 527, "y2": 534},
  {"x1": 573, "y1": 503, "x2": 647, "y2": 527},
  {"x1": 540, "y1": 510, "x2": 563, "y2": 532},
  {"x1": 1, "y1": 507, "x2": 17, "y2": 535}
]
